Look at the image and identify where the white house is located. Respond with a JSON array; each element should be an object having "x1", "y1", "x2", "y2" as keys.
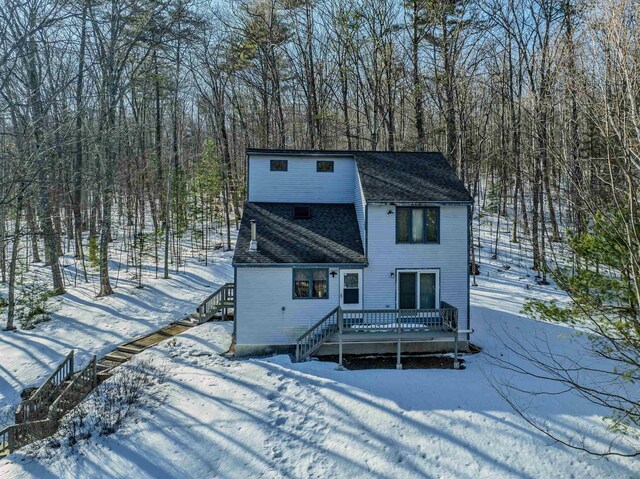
[{"x1": 231, "y1": 149, "x2": 473, "y2": 367}]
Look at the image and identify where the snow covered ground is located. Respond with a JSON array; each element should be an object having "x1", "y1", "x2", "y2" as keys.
[
  {"x1": 0, "y1": 239, "x2": 234, "y2": 425},
  {"x1": 1, "y1": 215, "x2": 639, "y2": 478}
]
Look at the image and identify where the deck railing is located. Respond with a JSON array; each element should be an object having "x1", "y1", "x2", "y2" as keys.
[
  {"x1": 195, "y1": 283, "x2": 235, "y2": 323},
  {"x1": 15, "y1": 351, "x2": 74, "y2": 423},
  {"x1": 342, "y1": 302, "x2": 457, "y2": 333},
  {"x1": 294, "y1": 303, "x2": 458, "y2": 363}
]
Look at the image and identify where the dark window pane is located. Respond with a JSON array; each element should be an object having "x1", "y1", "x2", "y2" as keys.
[
  {"x1": 317, "y1": 160, "x2": 334, "y2": 172},
  {"x1": 293, "y1": 206, "x2": 311, "y2": 219},
  {"x1": 343, "y1": 289, "x2": 359, "y2": 304},
  {"x1": 270, "y1": 159, "x2": 288, "y2": 171},
  {"x1": 312, "y1": 269, "x2": 328, "y2": 298},
  {"x1": 426, "y1": 207, "x2": 439, "y2": 242},
  {"x1": 411, "y1": 208, "x2": 424, "y2": 243},
  {"x1": 294, "y1": 269, "x2": 309, "y2": 298},
  {"x1": 396, "y1": 208, "x2": 409, "y2": 242},
  {"x1": 419, "y1": 273, "x2": 436, "y2": 309},
  {"x1": 399, "y1": 272, "x2": 416, "y2": 309}
]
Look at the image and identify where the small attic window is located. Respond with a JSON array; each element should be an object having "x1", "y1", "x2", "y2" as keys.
[
  {"x1": 270, "y1": 159, "x2": 288, "y2": 171},
  {"x1": 316, "y1": 160, "x2": 334, "y2": 172},
  {"x1": 293, "y1": 206, "x2": 311, "y2": 219}
]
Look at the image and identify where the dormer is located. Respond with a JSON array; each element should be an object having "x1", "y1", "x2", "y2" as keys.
[{"x1": 246, "y1": 150, "x2": 356, "y2": 204}]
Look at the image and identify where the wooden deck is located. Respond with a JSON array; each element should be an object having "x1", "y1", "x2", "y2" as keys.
[{"x1": 295, "y1": 303, "x2": 462, "y2": 368}]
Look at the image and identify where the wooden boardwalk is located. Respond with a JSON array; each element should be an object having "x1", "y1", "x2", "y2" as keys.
[{"x1": 96, "y1": 323, "x2": 192, "y2": 382}]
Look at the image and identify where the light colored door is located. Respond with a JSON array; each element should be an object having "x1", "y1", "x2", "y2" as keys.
[{"x1": 340, "y1": 269, "x2": 362, "y2": 309}]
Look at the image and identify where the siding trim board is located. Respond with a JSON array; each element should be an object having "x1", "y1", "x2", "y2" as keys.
[
  {"x1": 370, "y1": 201, "x2": 473, "y2": 206},
  {"x1": 234, "y1": 263, "x2": 367, "y2": 268}
]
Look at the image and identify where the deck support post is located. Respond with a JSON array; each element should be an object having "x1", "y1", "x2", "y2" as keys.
[
  {"x1": 8, "y1": 427, "x2": 15, "y2": 453},
  {"x1": 337, "y1": 307, "x2": 344, "y2": 371},
  {"x1": 453, "y1": 310, "x2": 460, "y2": 369},
  {"x1": 396, "y1": 338, "x2": 402, "y2": 370}
]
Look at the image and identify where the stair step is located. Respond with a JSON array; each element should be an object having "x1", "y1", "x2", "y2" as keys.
[
  {"x1": 97, "y1": 372, "x2": 113, "y2": 384},
  {"x1": 97, "y1": 359, "x2": 122, "y2": 369},
  {"x1": 116, "y1": 345, "x2": 144, "y2": 355},
  {"x1": 177, "y1": 320, "x2": 197, "y2": 327},
  {"x1": 103, "y1": 351, "x2": 132, "y2": 363}
]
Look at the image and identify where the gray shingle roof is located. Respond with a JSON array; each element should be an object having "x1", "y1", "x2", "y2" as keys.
[
  {"x1": 233, "y1": 202, "x2": 367, "y2": 265},
  {"x1": 354, "y1": 151, "x2": 473, "y2": 203},
  {"x1": 246, "y1": 149, "x2": 473, "y2": 203}
]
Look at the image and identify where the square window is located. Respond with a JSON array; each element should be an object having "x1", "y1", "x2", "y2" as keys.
[
  {"x1": 270, "y1": 159, "x2": 288, "y2": 171},
  {"x1": 316, "y1": 160, "x2": 334, "y2": 172},
  {"x1": 396, "y1": 207, "x2": 439, "y2": 243},
  {"x1": 294, "y1": 269, "x2": 328, "y2": 299}
]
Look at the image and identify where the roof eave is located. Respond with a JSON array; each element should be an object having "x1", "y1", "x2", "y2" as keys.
[
  {"x1": 233, "y1": 261, "x2": 369, "y2": 267},
  {"x1": 367, "y1": 199, "x2": 474, "y2": 206}
]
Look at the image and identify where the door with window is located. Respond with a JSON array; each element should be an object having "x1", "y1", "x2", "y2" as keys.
[
  {"x1": 340, "y1": 269, "x2": 362, "y2": 309},
  {"x1": 397, "y1": 270, "x2": 439, "y2": 309}
]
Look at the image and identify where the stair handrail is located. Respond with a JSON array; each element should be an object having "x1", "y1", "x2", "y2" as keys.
[
  {"x1": 0, "y1": 424, "x2": 16, "y2": 456},
  {"x1": 15, "y1": 350, "x2": 74, "y2": 423},
  {"x1": 295, "y1": 306, "x2": 341, "y2": 362},
  {"x1": 48, "y1": 355, "x2": 97, "y2": 421},
  {"x1": 195, "y1": 282, "x2": 235, "y2": 323}
]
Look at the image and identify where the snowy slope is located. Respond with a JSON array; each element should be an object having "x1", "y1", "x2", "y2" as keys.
[
  {"x1": 2, "y1": 312, "x2": 638, "y2": 478},
  {"x1": 1, "y1": 214, "x2": 639, "y2": 478},
  {"x1": 0, "y1": 246, "x2": 234, "y2": 425}
]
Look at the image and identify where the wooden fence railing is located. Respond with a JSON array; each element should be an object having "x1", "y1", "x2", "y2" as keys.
[
  {"x1": 15, "y1": 351, "x2": 75, "y2": 423},
  {"x1": 0, "y1": 355, "x2": 97, "y2": 458},
  {"x1": 195, "y1": 283, "x2": 234, "y2": 324},
  {"x1": 49, "y1": 356, "x2": 97, "y2": 421}
]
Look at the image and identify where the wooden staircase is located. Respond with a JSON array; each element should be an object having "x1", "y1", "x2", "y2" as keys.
[
  {"x1": 0, "y1": 353, "x2": 96, "y2": 458},
  {"x1": 0, "y1": 284, "x2": 235, "y2": 459},
  {"x1": 178, "y1": 282, "x2": 234, "y2": 326},
  {"x1": 295, "y1": 307, "x2": 340, "y2": 362}
]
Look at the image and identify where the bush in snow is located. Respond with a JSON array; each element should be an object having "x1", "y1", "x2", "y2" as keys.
[
  {"x1": 16, "y1": 278, "x2": 54, "y2": 329},
  {"x1": 50, "y1": 359, "x2": 167, "y2": 449}
]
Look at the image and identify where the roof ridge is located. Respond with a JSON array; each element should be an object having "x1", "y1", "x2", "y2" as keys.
[{"x1": 247, "y1": 148, "x2": 445, "y2": 155}]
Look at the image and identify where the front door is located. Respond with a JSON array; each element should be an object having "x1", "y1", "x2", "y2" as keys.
[
  {"x1": 340, "y1": 269, "x2": 362, "y2": 309},
  {"x1": 397, "y1": 270, "x2": 439, "y2": 309}
]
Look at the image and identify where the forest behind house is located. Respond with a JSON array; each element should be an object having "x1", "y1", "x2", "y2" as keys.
[{"x1": 0, "y1": 0, "x2": 639, "y2": 454}]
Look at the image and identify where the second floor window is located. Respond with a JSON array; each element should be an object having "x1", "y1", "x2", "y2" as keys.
[
  {"x1": 396, "y1": 207, "x2": 439, "y2": 243},
  {"x1": 270, "y1": 159, "x2": 288, "y2": 171},
  {"x1": 316, "y1": 160, "x2": 334, "y2": 172}
]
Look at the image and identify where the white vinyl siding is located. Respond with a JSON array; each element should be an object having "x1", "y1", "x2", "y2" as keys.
[
  {"x1": 235, "y1": 267, "x2": 340, "y2": 346},
  {"x1": 248, "y1": 155, "x2": 355, "y2": 203},
  {"x1": 363, "y1": 204, "x2": 469, "y2": 328}
]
